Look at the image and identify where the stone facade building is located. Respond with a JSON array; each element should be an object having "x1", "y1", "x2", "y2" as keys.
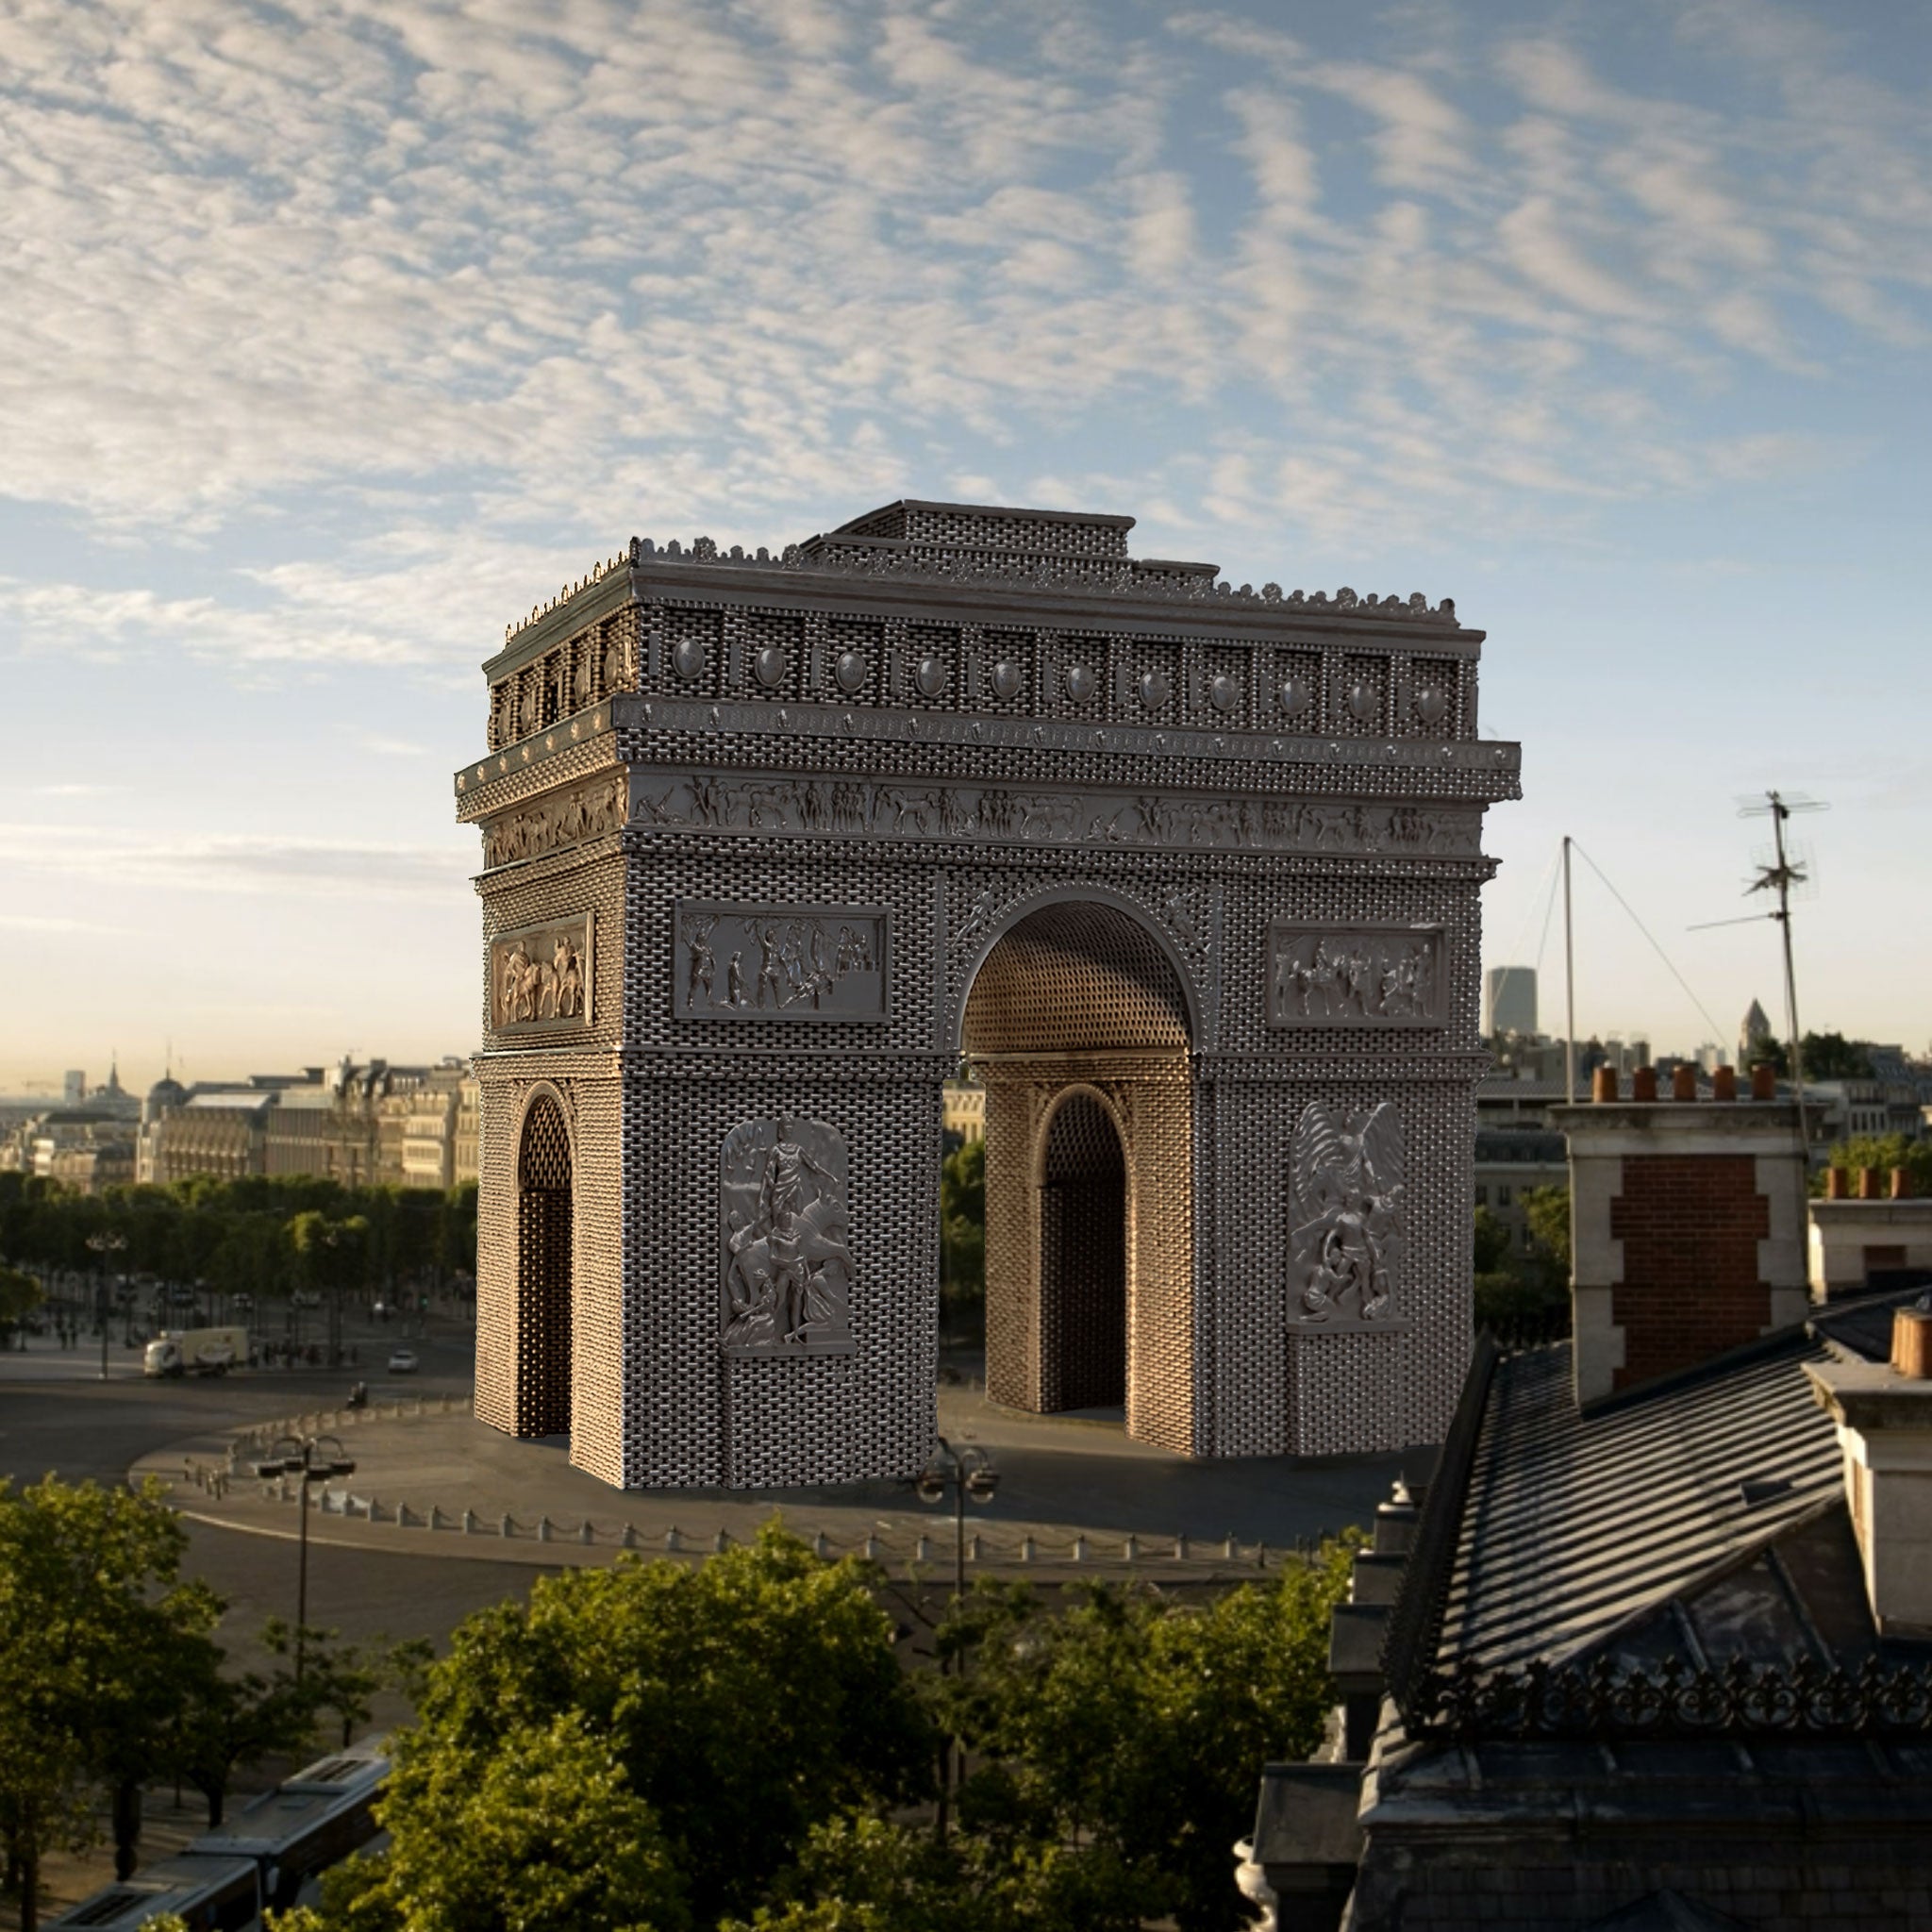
[{"x1": 456, "y1": 500, "x2": 1520, "y2": 1489}]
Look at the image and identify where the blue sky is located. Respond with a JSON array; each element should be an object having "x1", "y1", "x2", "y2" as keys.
[{"x1": 3, "y1": 0, "x2": 1928, "y2": 1091}]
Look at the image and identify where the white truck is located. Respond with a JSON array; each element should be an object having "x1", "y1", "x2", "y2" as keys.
[{"x1": 144, "y1": 1325, "x2": 249, "y2": 1378}]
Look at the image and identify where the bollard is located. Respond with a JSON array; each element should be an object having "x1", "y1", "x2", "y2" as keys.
[
  {"x1": 1175, "y1": 1532, "x2": 1189, "y2": 1560},
  {"x1": 915, "y1": 1535, "x2": 930, "y2": 1563},
  {"x1": 395, "y1": 1503, "x2": 409, "y2": 1529},
  {"x1": 713, "y1": 1527, "x2": 729, "y2": 1555},
  {"x1": 1224, "y1": 1535, "x2": 1238, "y2": 1560},
  {"x1": 863, "y1": 1533, "x2": 880, "y2": 1559},
  {"x1": 621, "y1": 1523, "x2": 638, "y2": 1549},
  {"x1": 1255, "y1": 1541, "x2": 1268, "y2": 1571},
  {"x1": 428, "y1": 1506, "x2": 441, "y2": 1532},
  {"x1": 500, "y1": 1512, "x2": 512, "y2": 1538},
  {"x1": 1072, "y1": 1534, "x2": 1088, "y2": 1563},
  {"x1": 1124, "y1": 1532, "x2": 1139, "y2": 1562},
  {"x1": 814, "y1": 1530, "x2": 831, "y2": 1558},
  {"x1": 538, "y1": 1516, "x2": 552, "y2": 1543},
  {"x1": 579, "y1": 1520, "x2": 593, "y2": 1546},
  {"x1": 665, "y1": 1526, "x2": 683, "y2": 1553},
  {"x1": 968, "y1": 1532, "x2": 981, "y2": 1563},
  {"x1": 1019, "y1": 1535, "x2": 1035, "y2": 1565},
  {"x1": 462, "y1": 1508, "x2": 477, "y2": 1536}
]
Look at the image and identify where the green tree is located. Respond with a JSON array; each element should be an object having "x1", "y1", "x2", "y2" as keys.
[
  {"x1": 1521, "y1": 1184, "x2": 1571, "y2": 1287},
  {"x1": 0, "y1": 1263, "x2": 44, "y2": 1350},
  {"x1": 1818, "y1": 1133, "x2": 1932, "y2": 1198},
  {"x1": 1798, "y1": 1032, "x2": 1874, "y2": 1080},
  {"x1": 300, "y1": 1714, "x2": 691, "y2": 1932},
  {"x1": 352, "y1": 1526, "x2": 932, "y2": 1924},
  {"x1": 933, "y1": 1539, "x2": 1358, "y2": 1932},
  {"x1": 1472, "y1": 1206, "x2": 1512, "y2": 1276},
  {"x1": 941, "y1": 1139, "x2": 986, "y2": 1339},
  {"x1": 0, "y1": 1478, "x2": 222, "y2": 1931}
]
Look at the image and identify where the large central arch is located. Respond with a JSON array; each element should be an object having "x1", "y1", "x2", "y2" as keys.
[{"x1": 961, "y1": 898, "x2": 1195, "y2": 1452}]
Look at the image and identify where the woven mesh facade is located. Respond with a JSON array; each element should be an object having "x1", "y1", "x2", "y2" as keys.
[{"x1": 456, "y1": 500, "x2": 1520, "y2": 1488}]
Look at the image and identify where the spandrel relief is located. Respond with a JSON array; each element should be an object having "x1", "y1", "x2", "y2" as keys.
[
  {"x1": 491, "y1": 915, "x2": 591, "y2": 1034},
  {"x1": 720, "y1": 1118, "x2": 858, "y2": 1357},
  {"x1": 675, "y1": 901, "x2": 889, "y2": 1024},
  {"x1": 1291, "y1": 1101, "x2": 1412, "y2": 1332},
  {"x1": 1268, "y1": 924, "x2": 1446, "y2": 1029}
]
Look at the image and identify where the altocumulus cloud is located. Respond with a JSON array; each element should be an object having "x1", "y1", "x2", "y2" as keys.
[{"x1": 0, "y1": 0, "x2": 1927, "y2": 667}]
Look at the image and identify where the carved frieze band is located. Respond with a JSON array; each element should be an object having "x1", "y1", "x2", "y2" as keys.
[
  {"x1": 1290, "y1": 1101, "x2": 1412, "y2": 1333},
  {"x1": 675, "y1": 900, "x2": 889, "y2": 1024},
  {"x1": 632, "y1": 772, "x2": 1479, "y2": 861},
  {"x1": 482, "y1": 773, "x2": 628, "y2": 869},
  {"x1": 1268, "y1": 924, "x2": 1446, "y2": 1029},
  {"x1": 491, "y1": 914, "x2": 592, "y2": 1035},
  {"x1": 720, "y1": 1117, "x2": 858, "y2": 1357}
]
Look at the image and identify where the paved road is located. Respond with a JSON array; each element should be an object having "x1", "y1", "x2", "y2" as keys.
[{"x1": 0, "y1": 1321, "x2": 537, "y2": 1685}]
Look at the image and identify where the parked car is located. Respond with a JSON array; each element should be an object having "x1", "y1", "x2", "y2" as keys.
[
  {"x1": 292, "y1": 1291, "x2": 322, "y2": 1309},
  {"x1": 386, "y1": 1348, "x2": 419, "y2": 1375},
  {"x1": 170, "y1": 1285, "x2": 198, "y2": 1307},
  {"x1": 231, "y1": 1293, "x2": 253, "y2": 1311}
]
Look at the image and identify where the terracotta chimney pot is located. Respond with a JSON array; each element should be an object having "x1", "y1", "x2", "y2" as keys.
[
  {"x1": 1892, "y1": 1309, "x2": 1932, "y2": 1381},
  {"x1": 1633, "y1": 1066, "x2": 1658, "y2": 1103},
  {"x1": 1592, "y1": 1065, "x2": 1619, "y2": 1103},
  {"x1": 1750, "y1": 1063, "x2": 1777, "y2": 1101},
  {"x1": 1892, "y1": 1167, "x2": 1912, "y2": 1201},
  {"x1": 1712, "y1": 1065, "x2": 1737, "y2": 1101},
  {"x1": 1826, "y1": 1167, "x2": 1849, "y2": 1200},
  {"x1": 1672, "y1": 1064, "x2": 1697, "y2": 1102},
  {"x1": 1859, "y1": 1165, "x2": 1882, "y2": 1201}
]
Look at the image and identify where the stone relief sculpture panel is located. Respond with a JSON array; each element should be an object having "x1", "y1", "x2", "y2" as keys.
[
  {"x1": 491, "y1": 916, "x2": 591, "y2": 1033},
  {"x1": 720, "y1": 1117, "x2": 858, "y2": 1356},
  {"x1": 674, "y1": 901, "x2": 889, "y2": 1022},
  {"x1": 633, "y1": 771, "x2": 1478, "y2": 861},
  {"x1": 484, "y1": 773, "x2": 629, "y2": 868},
  {"x1": 1290, "y1": 1102, "x2": 1411, "y2": 1331},
  {"x1": 1268, "y1": 924, "x2": 1446, "y2": 1029}
]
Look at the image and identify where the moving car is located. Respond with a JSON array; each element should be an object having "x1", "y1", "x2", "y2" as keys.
[{"x1": 386, "y1": 1347, "x2": 419, "y2": 1374}]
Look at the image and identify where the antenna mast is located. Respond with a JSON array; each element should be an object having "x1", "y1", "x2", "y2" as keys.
[
  {"x1": 1563, "y1": 835, "x2": 1576, "y2": 1105},
  {"x1": 1690, "y1": 790, "x2": 1828, "y2": 1162}
]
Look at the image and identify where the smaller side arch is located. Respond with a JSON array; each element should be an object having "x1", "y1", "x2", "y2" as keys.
[
  {"x1": 1034, "y1": 1085, "x2": 1130, "y2": 1414},
  {"x1": 513, "y1": 1083, "x2": 574, "y2": 1439}
]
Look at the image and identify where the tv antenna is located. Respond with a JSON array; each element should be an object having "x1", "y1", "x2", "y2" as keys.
[{"x1": 1688, "y1": 790, "x2": 1828, "y2": 1155}]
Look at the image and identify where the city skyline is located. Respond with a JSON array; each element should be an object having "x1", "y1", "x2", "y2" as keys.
[{"x1": 6, "y1": 1, "x2": 1931, "y2": 1086}]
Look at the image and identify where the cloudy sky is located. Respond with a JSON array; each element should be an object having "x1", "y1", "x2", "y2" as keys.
[{"x1": 4, "y1": 0, "x2": 1929, "y2": 1092}]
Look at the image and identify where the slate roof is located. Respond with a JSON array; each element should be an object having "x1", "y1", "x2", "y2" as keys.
[{"x1": 1437, "y1": 1333, "x2": 1845, "y2": 1673}]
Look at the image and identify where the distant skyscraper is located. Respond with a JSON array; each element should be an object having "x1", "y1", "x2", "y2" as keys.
[
  {"x1": 62, "y1": 1070, "x2": 85, "y2": 1105},
  {"x1": 1740, "y1": 999, "x2": 1773, "y2": 1066},
  {"x1": 1486, "y1": 965, "x2": 1537, "y2": 1038}
]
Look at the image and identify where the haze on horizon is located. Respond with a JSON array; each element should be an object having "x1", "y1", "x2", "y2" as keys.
[{"x1": 5, "y1": 0, "x2": 1930, "y2": 1094}]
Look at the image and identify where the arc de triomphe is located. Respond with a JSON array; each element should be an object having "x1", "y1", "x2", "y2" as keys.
[{"x1": 455, "y1": 500, "x2": 1520, "y2": 1488}]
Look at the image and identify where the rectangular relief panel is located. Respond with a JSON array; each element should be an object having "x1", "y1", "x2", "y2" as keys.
[
  {"x1": 491, "y1": 913, "x2": 593, "y2": 1034},
  {"x1": 673, "y1": 900, "x2": 890, "y2": 1023},
  {"x1": 720, "y1": 1117, "x2": 858, "y2": 1356},
  {"x1": 1267, "y1": 923, "x2": 1446, "y2": 1029}
]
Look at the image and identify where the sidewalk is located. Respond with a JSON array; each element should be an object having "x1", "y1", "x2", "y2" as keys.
[{"x1": 136, "y1": 1383, "x2": 1423, "y2": 1582}]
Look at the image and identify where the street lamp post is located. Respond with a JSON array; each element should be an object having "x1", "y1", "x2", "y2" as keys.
[
  {"x1": 85, "y1": 1231, "x2": 126, "y2": 1382},
  {"x1": 913, "y1": 1436, "x2": 999, "y2": 1837},
  {"x1": 254, "y1": 1433, "x2": 356, "y2": 1678}
]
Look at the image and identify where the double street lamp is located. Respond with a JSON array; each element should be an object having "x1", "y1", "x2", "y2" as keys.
[
  {"x1": 84, "y1": 1230, "x2": 126, "y2": 1382},
  {"x1": 912, "y1": 1435, "x2": 999, "y2": 1838},
  {"x1": 254, "y1": 1433, "x2": 356, "y2": 1678}
]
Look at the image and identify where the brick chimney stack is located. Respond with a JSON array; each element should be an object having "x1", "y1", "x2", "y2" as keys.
[{"x1": 1552, "y1": 1079, "x2": 1809, "y2": 1406}]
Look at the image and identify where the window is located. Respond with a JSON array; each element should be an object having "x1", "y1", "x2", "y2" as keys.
[
  {"x1": 1474, "y1": 1186, "x2": 1488, "y2": 1207},
  {"x1": 1498, "y1": 1186, "x2": 1512, "y2": 1207}
]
